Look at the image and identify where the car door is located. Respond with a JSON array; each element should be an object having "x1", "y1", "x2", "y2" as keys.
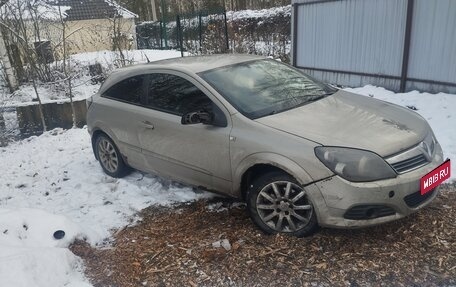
[
  {"x1": 137, "y1": 71, "x2": 232, "y2": 192},
  {"x1": 97, "y1": 74, "x2": 148, "y2": 169}
]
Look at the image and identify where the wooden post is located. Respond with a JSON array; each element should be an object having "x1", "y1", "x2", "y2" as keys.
[
  {"x1": 161, "y1": 0, "x2": 168, "y2": 48},
  {"x1": 223, "y1": 10, "x2": 229, "y2": 52},
  {"x1": 400, "y1": 0, "x2": 415, "y2": 92},
  {"x1": 198, "y1": 12, "x2": 202, "y2": 54},
  {"x1": 176, "y1": 15, "x2": 184, "y2": 57}
]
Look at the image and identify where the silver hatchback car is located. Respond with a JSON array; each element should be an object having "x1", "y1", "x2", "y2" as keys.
[{"x1": 87, "y1": 54, "x2": 444, "y2": 237}]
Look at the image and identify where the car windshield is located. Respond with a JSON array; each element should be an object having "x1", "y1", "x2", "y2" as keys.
[{"x1": 200, "y1": 59, "x2": 337, "y2": 119}]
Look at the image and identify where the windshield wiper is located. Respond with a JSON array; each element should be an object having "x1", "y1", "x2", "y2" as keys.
[
  {"x1": 255, "y1": 90, "x2": 337, "y2": 119},
  {"x1": 272, "y1": 92, "x2": 330, "y2": 105},
  {"x1": 302, "y1": 92, "x2": 335, "y2": 101},
  {"x1": 264, "y1": 93, "x2": 333, "y2": 117}
]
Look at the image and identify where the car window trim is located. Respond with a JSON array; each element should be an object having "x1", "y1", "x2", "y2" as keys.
[
  {"x1": 101, "y1": 74, "x2": 147, "y2": 106},
  {"x1": 101, "y1": 69, "x2": 232, "y2": 127},
  {"x1": 100, "y1": 76, "x2": 199, "y2": 120},
  {"x1": 101, "y1": 94, "x2": 148, "y2": 109},
  {"x1": 142, "y1": 73, "x2": 190, "y2": 117},
  {"x1": 104, "y1": 95, "x2": 183, "y2": 121},
  {"x1": 143, "y1": 71, "x2": 229, "y2": 125}
]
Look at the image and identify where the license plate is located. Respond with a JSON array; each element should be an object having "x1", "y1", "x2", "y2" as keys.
[{"x1": 420, "y1": 159, "x2": 451, "y2": 195}]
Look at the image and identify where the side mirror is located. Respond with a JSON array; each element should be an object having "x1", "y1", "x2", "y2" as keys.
[{"x1": 181, "y1": 110, "x2": 213, "y2": 125}]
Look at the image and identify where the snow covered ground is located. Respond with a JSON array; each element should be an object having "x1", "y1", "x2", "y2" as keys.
[{"x1": 0, "y1": 128, "x2": 212, "y2": 286}]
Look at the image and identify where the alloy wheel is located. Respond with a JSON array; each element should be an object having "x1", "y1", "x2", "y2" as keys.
[
  {"x1": 256, "y1": 181, "x2": 313, "y2": 233},
  {"x1": 97, "y1": 138, "x2": 119, "y2": 173}
]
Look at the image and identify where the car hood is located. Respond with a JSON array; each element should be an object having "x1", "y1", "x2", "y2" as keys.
[{"x1": 255, "y1": 90, "x2": 429, "y2": 157}]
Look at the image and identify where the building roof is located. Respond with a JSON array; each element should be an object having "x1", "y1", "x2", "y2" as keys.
[{"x1": 48, "y1": 0, "x2": 137, "y2": 21}]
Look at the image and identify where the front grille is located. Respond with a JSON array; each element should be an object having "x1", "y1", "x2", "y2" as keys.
[
  {"x1": 344, "y1": 205, "x2": 396, "y2": 220},
  {"x1": 391, "y1": 154, "x2": 428, "y2": 173},
  {"x1": 404, "y1": 189, "x2": 436, "y2": 208}
]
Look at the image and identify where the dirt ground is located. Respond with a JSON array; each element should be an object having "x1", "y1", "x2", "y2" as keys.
[{"x1": 71, "y1": 184, "x2": 456, "y2": 287}]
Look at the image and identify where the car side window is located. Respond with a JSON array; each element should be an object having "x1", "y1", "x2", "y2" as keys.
[
  {"x1": 103, "y1": 75, "x2": 145, "y2": 104},
  {"x1": 146, "y1": 73, "x2": 214, "y2": 115}
]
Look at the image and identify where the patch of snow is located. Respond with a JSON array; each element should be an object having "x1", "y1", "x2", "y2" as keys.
[
  {"x1": 0, "y1": 1, "x2": 70, "y2": 21},
  {"x1": 1, "y1": 0, "x2": 135, "y2": 21},
  {"x1": 0, "y1": 208, "x2": 86, "y2": 248},
  {"x1": 344, "y1": 85, "x2": 456, "y2": 181},
  {"x1": 0, "y1": 127, "x2": 213, "y2": 286},
  {"x1": 70, "y1": 49, "x2": 183, "y2": 68},
  {"x1": 0, "y1": 209, "x2": 91, "y2": 286},
  {"x1": 227, "y1": 5, "x2": 291, "y2": 21},
  {"x1": 138, "y1": 5, "x2": 292, "y2": 29},
  {"x1": 0, "y1": 245, "x2": 90, "y2": 287},
  {"x1": 104, "y1": 0, "x2": 138, "y2": 19}
]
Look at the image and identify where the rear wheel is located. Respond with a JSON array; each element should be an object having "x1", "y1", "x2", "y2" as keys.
[
  {"x1": 246, "y1": 172, "x2": 318, "y2": 237},
  {"x1": 95, "y1": 135, "x2": 130, "y2": 178}
]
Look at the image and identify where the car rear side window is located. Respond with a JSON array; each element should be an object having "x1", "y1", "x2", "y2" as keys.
[
  {"x1": 146, "y1": 73, "x2": 212, "y2": 115},
  {"x1": 103, "y1": 75, "x2": 145, "y2": 104}
]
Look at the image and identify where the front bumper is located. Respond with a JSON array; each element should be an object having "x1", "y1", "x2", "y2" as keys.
[{"x1": 307, "y1": 143, "x2": 444, "y2": 228}]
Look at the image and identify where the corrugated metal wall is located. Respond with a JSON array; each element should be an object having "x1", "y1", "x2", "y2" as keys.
[
  {"x1": 406, "y1": 0, "x2": 456, "y2": 92},
  {"x1": 292, "y1": 0, "x2": 456, "y2": 94}
]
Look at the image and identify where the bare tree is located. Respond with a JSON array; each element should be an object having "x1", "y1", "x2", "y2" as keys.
[
  {"x1": 0, "y1": 0, "x2": 52, "y2": 132},
  {"x1": 150, "y1": 0, "x2": 157, "y2": 21},
  {"x1": 108, "y1": 12, "x2": 135, "y2": 68},
  {"x1": 0, "y1": 0, "x2": 18, "y2": 92},
  {"x1": 56, "y1": 3, "x2": 76, "y2": 128},
  {"x1": 107, "y1": 14, "x2": 125, "y2": 67},
  {"x1": 0, "y1": 30, "x2": 18, "y2": 92}
]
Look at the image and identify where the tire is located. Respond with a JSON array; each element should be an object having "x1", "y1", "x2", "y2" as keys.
[
  {"x1": 94, "y1": 134, "x2": 130, "y2": 178},
  {"x1": 246, "y1": 171, "x2": 319, "y2": 237}
]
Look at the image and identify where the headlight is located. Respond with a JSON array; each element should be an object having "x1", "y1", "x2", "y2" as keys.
[
  {"x1": 422, "y1": 132, "x2": 436, "y2": 156},
  {"x1": 315, "y1": 147, "x2": 397, "y2": 182}
]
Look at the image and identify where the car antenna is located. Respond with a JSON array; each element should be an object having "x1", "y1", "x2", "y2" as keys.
[{"x1": 143, "y1": 52, "x2": 150, "y2": 63}]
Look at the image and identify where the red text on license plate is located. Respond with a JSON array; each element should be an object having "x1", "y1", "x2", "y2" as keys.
[{"x1": 420, "y1": 159, "x2": 451, "y2": 195}]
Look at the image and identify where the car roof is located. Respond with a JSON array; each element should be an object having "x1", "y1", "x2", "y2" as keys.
[
  {"x1": 117, "y1": 53, "x2": 265, "y2": 74},
  {"x1": 148, "y1": 53, "x2": 265, "y2": 73},
  {"x1": 99, "y1": 54, "x2": 267, "y2": 94}
]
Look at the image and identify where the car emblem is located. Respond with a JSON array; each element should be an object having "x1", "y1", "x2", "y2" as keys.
[{"x1": 420, "y1": 141, "x2": 431, "y2": 158}]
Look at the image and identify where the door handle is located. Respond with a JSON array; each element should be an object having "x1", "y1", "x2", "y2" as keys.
[{"x1": 141, "y1": 120, "x2": 154, "y2": 130}]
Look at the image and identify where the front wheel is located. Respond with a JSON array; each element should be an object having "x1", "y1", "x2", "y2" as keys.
[
  {"x1": 246, "y1": 172, "x2": 318, "y2": 237},
  {"x1": 95, "y1": 135, "x2": 130, "y2": 178}
]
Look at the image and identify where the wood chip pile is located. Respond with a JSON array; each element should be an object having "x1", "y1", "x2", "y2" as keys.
[{"x1": 71, "y1": 184, "x2": 456, "y2": 287}]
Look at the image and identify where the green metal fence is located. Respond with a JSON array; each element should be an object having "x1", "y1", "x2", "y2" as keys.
[{"x1": 136, "y1": 9, "x2": 229, "y2": 55}]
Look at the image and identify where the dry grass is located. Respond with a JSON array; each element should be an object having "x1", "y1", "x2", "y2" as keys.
[{"x1": 71, "y1": 184, "x2": 456, "y2": 287}]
